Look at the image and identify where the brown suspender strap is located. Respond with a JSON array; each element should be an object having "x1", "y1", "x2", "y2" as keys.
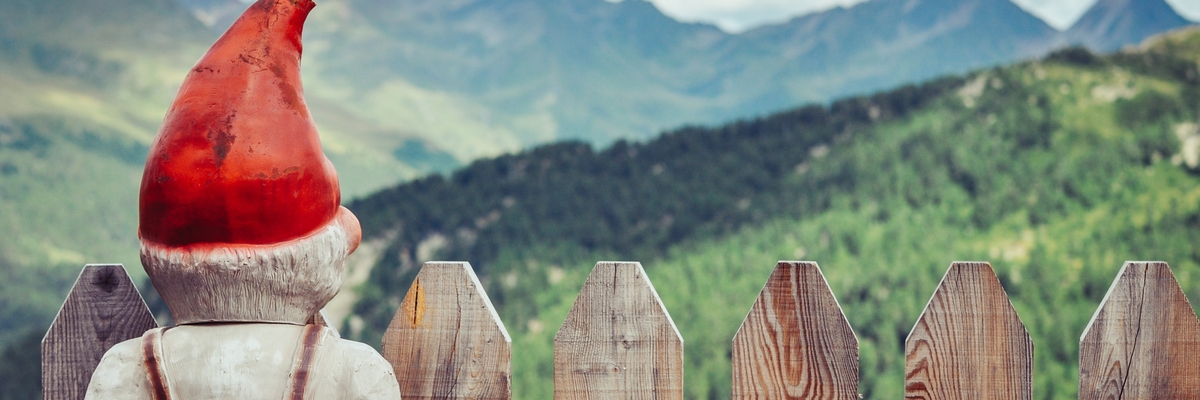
[
  {"x1": 141, "y1": 327, "x2": 173, "y2": 400},
  {"x1": 140, "y1": 324, "x2": 324, "y2": 400},
  {"x1": 284, "y1": 324, "x2": 326, "y2": 400}
]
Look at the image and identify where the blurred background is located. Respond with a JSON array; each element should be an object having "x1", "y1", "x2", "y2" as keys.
[{"x1": 1, "y1": 0, "x2": 1199, "y2": 398}]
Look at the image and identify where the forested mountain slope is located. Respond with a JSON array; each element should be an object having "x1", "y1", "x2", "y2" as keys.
[{"x1": 341, "y1": 29, "x2": 1200, "y2": 398}]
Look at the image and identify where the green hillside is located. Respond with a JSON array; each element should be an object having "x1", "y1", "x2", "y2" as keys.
[
  {"x1": 0, "y1": 0, "x2": 206, "y2": 347},
  {"x1": 341, "y1": 28, "x2": 1200, "y2": 399}
]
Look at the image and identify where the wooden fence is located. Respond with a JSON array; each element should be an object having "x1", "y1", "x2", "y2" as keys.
[{"x1": 42, "y1": 260, "x2": 1200, "y2": 399}]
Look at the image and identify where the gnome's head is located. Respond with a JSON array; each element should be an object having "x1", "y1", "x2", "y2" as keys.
[{"x1": 139, "y1": 0, "x2": 360, "y2": 325}]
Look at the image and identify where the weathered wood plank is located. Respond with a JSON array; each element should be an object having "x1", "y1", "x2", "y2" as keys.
[
  {"x1": 42, "y1": 264, "x2": 158, "y2": 400},
  {"x1": 554, "y1": 261, "x2": 684, "y2": 399},
  {"x1": 904, "y1": 262, "x2": 1032, "y2": 400},
  {"x1": 731, "y1": 261, "x2": 859, "y2": 399},
  {"x1": 1079, "y1": 261, "x2": 1200, "y2": 399},
  {"x1": 382, "y1": 262, "x2": 512, "y2": 399}
]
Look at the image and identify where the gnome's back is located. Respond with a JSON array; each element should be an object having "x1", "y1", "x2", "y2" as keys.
[{"x1": 86, "y1": 324, "x2": 398, "y2": 399}]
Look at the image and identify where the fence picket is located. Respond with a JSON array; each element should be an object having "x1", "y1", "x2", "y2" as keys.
[
  {"x1": 1078, "y1": 261, "x2": 1200, "y2": 399},
  {"x1": 382, "y1": 262, "x2": 512, "y2": 399},
  {"x1": 904, "y1": 262, "x2": 1032, "y2": 399},
  {"x1": 553, "y1": 261, "x2": 684, "y2": 399},
  {"x1": 731, "y1": 261, "x2": 859, "y2": 399},
  {"x1": 41, "y1": 264, "x2": 158, "y2": 400}
]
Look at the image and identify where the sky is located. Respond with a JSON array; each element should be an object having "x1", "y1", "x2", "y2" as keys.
[{"x1": 644, "y1": 0, "x2": 1200, "y2": 33}]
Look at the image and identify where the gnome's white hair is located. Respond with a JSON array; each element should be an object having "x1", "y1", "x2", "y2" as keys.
[{"x1": 141, "y1": 218, "x2": 351, "y2": 325}]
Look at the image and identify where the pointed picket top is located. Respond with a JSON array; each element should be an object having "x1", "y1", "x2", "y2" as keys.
[
  {"x1": 382, "y1": 262, "x2": 512, "y2": 399},
  {"x1": 42, "y1": 264, "x2": 158, "y2": 400},
  {"x1": 554, "y1": 261, "x2": 684, "y2": 399},
  {"x1": 731, "y1": 261, "x2": 859, "y2": 399},
  {"x1": 904, "y1": 262, "x2": 1032, "y2": 400},
  {"x1": 1079, "y1": 261, "x2": 1200, "y2": 399}
]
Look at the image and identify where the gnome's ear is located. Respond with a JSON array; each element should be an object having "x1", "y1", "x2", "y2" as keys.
[{"x1": 337, "y1": 206, "x2": 362, "y2": 255}]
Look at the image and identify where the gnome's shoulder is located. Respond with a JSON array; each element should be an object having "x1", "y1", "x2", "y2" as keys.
[
  {"x1": 84, "y1": 338, "x2": 153, "y2": 400},
  {"x1": 311, "y1": 331, "x2": 402, "y2": 399}
]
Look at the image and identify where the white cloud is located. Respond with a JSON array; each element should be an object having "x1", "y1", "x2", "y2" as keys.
[
  {"x1": 1167, "y1": 0, "x2": 1200, "y2": 22},
  {"x1": 1008, "y1": 0, "x2": 1093, "y2": 30},
  {"x1": 646, "y1": 0, "x2": 869, "y2": 33}
]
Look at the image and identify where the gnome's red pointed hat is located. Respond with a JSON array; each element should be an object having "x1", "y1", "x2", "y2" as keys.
[{"x1": 140, "y1": 0, "x2": 361, "y2": 325}]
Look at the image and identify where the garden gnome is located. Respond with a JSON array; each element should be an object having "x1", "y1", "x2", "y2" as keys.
[{"x1": 84, "y1": 0, "x2": 401, "y2": 398}]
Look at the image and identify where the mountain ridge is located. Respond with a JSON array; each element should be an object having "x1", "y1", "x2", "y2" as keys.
[
  {"x1": 1066, "y1": 0, "x2": 1193, "y2": 52},
  {"x1": 718, "y1": 0, "x2": 1061, "y2": 114},
  {"x1": 175, "y1": 0, "x2": 1196, "y2": 152}
]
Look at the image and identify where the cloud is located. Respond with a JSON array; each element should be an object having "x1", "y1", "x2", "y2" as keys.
[
  {"x1": 646, "y1": 0, "x2": 868, "y2": 33},
  {"x1": 1008, "y1": 0, "x2": 1093, "y2": 30},
  {"x1": 1167, "y1": 0, "x2": 1200, "y2": 22}
]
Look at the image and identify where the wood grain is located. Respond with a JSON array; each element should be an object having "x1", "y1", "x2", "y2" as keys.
[
  {"x1": 1079, "y1": 261, "x2": 1200, "y2": 399},
  {"x1": 554, "y1": 262, "x2": 684, "y2": 399},
  {"x1": 42, "y1": 264, "x2": 158, "y2": 400},
  {"x1": 904, "y1": 262, "x2": 1032, "y2": 400},
  {"x1": 382, "y1": 262, "x2": 512, "y2": 399},
  {"x1": 731, "y1": 261, "x2": 859, "y2": 399}
]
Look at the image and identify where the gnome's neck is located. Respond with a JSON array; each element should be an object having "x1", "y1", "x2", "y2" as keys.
[{"x1": 142, "y1": 220, "x2": 350, "y2": 325}]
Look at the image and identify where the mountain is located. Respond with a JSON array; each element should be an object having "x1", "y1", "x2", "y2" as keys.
[
  {"x1": 1067, "y1": 0, "x2": 1193, "y2": 52},
  {"x1": 161, "y1": 0, "x2": 1199, "y2": 184},
  {"x1": 721, "y1": 0, "x2": 1061, "y2": 113},
  {"x1": 310, "y1": 0, "x2": 731, "y2": 147},
  {"x1": 335, "y1": 28, "x2": 1200, "y2": 398},
  {"x1": 165, "y1": 0, "x2": 1196, "y2": 162},
  {"x1": 172, "y1": 0, "x2": 1064, "y2": 151}
]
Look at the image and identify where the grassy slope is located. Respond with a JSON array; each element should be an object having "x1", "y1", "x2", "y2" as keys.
[
  {"x1": 342, "y1": 28, "x2": 1200, "y2": 399},
  {"x1": 0, "y1": 0, "x2": 210, "y2": 343}
]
